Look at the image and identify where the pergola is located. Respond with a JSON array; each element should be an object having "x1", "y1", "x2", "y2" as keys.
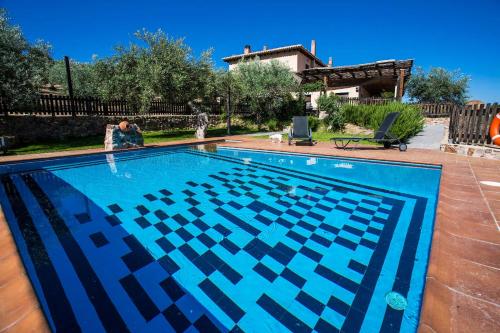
[{"x1": 300, "y1": 59, "x2": 414, "y2": 99}]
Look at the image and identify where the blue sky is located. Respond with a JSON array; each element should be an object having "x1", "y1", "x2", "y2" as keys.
[{"x1": 2, "y1": 0, "x2": 500, "y2": 101}]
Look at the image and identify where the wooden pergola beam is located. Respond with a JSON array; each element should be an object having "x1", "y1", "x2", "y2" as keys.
[{"x1": 396, "y1": 69, "x2": 405, "y2": 100}]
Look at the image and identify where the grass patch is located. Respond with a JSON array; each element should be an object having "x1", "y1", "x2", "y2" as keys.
[
  {"x1": 253, "y1": 130, "x2": 378, "y2": 145},
  {"x1": 7, "y1": 126, "x2": 258, "y2": 155}
]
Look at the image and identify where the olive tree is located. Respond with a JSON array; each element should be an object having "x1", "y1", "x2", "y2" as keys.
[
  {"x1": 89, "y1": 29, "x2": 218, "y2": 111},
  {"x1": 48, "y1": 58, "x2": 100, "y2": 97},
  {"x1": 0, "y1": 9, "x2": 51, "y2": 108},
  {"x1": 231, "y1": 59, "x2": 300, "y2": 126},
  {"x1": 406, "y1": 67, "x2": 469, "y2": 104}
]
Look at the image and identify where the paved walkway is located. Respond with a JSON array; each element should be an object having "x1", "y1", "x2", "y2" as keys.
[
  {"x1": 408, "y1": 124, "x2": 446, "y2": 150},
  {"x1": 243, "y1": 131, "x2": 286, "y2": 137}
]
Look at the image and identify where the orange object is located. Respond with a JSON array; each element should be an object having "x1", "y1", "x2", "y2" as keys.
[
  {"x1": 490, "y1": 113, "x2": 500, "y2": 146},
  {"x1": 119, "y1": 121, "x2": 130, "y2": 132}
]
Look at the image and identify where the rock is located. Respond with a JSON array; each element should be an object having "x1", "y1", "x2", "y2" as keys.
[
  {"x1": 104, "y1": 123, "x2": 144, "y2": 150},
  {"x1": 443, "y1": 144, "x2": 457, "y2": 153}
]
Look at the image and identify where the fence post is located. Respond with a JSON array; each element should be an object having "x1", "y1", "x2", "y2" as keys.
[
  {"x1": 87, "y1": 97, "x2": 92, "y2": 116},
  {"x1": 49, "y1": 94, "x2": 55, "y2": 117},
  {"x1": 103, "y1": 100, "x2": 108, "y2": 116},
  {"x1": 448, "y1": 105, "x2": 456, "y2": 143}
]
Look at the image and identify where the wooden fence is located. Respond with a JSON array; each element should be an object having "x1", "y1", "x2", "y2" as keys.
[
  {"x1": 449, "y1": 103, "x2": 499, "y2": 145},
  {"x1": 336, "y1": 97, "x2": 455, "y2": 117},
  {"x1": 417, "y1": 103, "x2": 456, "y2": 117},
  {"x1": 337, "y1": 97, "x2": 394, "y2": 106},
  {"x1": 0, "y1": 95, "x2": 225, "y2": 117}
]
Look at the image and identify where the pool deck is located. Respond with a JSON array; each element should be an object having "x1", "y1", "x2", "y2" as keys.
[{"x1": 1, "y1": 137, "x2": 499, "y2": 332}]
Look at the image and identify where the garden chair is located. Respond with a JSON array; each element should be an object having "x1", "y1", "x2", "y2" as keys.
[
  {"x1": 332, "y1": 112, "x2": 407, "y2": 151},
  {"x1": 289, "y1": 116, "x2": 313, "y2": 145}
]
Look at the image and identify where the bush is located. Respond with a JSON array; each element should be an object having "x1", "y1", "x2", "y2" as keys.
[
  {"x1": 308, "y1": 116, "x2": 321, "y2": 131},
  {"x1": 265, "y1": 118, "x2": 279, "y2": 131},
  {"x1": 342, "y1": 102, "x2": 424, "y2": 140},
  {"x1": 317, "y1": 94, "x2": 345, "y2": 131},
  {"x1": 278, "y1": 97, "x2": 305, "y2": 122}
]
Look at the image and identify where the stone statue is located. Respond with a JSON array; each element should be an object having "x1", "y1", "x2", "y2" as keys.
[{"x1": 189, "y1": 101, "x2": 208, "y2": 139}]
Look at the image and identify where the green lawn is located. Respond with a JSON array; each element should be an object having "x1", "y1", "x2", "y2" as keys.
[
  {"x1": 254, "y1": 130, "x2": 378, "y2": 145},
  {"x1": 7, "y1": 126, "x2": 258, "y2": 155}
]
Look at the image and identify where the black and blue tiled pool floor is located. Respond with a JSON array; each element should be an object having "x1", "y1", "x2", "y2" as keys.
[{"x1": 0, "y1": 149, "x2": 429, "y2": 332}]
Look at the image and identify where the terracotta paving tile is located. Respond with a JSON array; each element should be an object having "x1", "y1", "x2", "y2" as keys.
[
  {"x1": 436, "y1": 204, "x2": 494, "y2": 223},
  {"x1": 436, "y1": 217, "x2": 500, "y2": 244},
  {"x1": 420, "y1": 278, "x2": 500, "y2": 333},
  {"x1": 492, "y1": 208, "x2": 500, "y2": 222},
  {"x1": 438, "y1": 197, "x2": 492, "y2": 215},
  {"x1": 440, "y1": 182, "x2": 479, "y2": 192},
  {"x1": 0, "y1": 209, "x2": 48, "y2": 332},
  {"x1": 0, "y1": 234, "x2": 16, "y2": 261},
  {"x1": 0, "y1": 272, "x2": 39, "y2": 331},
  {"x1": 426, "y1": 250, "x2": 500, "y2": 305},
  {"x1": 431, "y1": 229, "x2": 500, "y2": 269},
  {"x1": 473, "y1": 170, "x2": 500, "y2": 180},
  {"x1": 440, "y1": 189, "x2": 489, "y2": 204},
  {"x1": 1, "y1": 307, "x2": 50, "y2": 333},
  {"x1": 482, "y1": 189, "x2": 500, "y2": 201},
  {"x1": 0, "y1": 253, "x2": 24, "y2": 288}
]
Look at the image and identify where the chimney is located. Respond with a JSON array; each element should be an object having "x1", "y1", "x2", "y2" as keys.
[
  {"x1": 328, "y1": 57, "x2": 333, "y2": 67},
  {"x1": 244, "y1": 45, "x2": 251, "y2": 54},
  {"x1": 263, "y1": 45, "x2": 268, "y2": 51},
  {"x1": 311, "y1": 39, "x2": 316, "y2": 56}
]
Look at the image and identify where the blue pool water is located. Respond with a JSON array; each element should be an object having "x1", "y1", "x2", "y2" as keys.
[{"x1": 0, "y1": 145, "x2": 441, "y2": 332}]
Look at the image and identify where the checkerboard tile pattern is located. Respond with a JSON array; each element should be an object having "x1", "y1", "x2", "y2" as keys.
[{"x1": 103, "y1": 152, "x2": 405, "y2": 332}]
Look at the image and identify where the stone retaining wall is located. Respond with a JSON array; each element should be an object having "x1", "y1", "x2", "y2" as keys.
[
  {"x1": 441, "y1": 143, "x2": 500, "y2": 159},
  {"x1": 0, "y1": 115, "x2": 223, "y2": 144}
]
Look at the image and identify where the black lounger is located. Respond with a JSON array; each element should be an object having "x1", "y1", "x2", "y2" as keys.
[{"x1": 332, "y1": 112, "x2": 407, "y2": 151}]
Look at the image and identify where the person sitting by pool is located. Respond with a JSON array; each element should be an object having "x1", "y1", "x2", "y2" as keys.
[{"x1": 111, "y1": 120, "x2": 144, "y2": 150}]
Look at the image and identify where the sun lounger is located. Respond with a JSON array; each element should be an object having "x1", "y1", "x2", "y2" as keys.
[
  {"x1": 332, "y1": 112, "x2": 407, "y2": 151},
  {"x1": 289, "y1": 116, "x2": 313, "y2": 145}
]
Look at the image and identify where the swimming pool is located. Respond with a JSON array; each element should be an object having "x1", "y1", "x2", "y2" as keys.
[{"x1": 0, "y1": 144, "x2": 441, "y2": 332}]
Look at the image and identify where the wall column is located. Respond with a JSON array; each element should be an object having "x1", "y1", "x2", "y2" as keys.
[{"x1": 323, "y1": 75, "x2": 328, "y2": 95}]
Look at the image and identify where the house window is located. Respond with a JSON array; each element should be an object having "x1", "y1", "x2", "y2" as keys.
[{"x1": 335, "y1": 92, "x2": 349, "y2": 97}]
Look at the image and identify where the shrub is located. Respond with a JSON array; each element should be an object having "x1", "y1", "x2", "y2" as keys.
[
  {"x1": 308, "y1": 116, "x2": 321, "y2": 131},
  {"x1": 265, "y1": 118, "x2": 279, "y2": 131},
  {"x1": 342, "y1": 102, "x2": 424, "y2": 140},
  {"x1": 317, "y1": 94, "x2": 345, "y2": 131},
  {"x1": 278, "y1": 97, "x2": 305, "y2": 122}
]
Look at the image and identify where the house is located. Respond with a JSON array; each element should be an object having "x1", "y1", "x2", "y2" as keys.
[
  {"x1": 223, "y1": 40, "x2": 413, "y2": 108},
  {"x1": 223, "y1": 41, "x2": 325, "y2": 74}
]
